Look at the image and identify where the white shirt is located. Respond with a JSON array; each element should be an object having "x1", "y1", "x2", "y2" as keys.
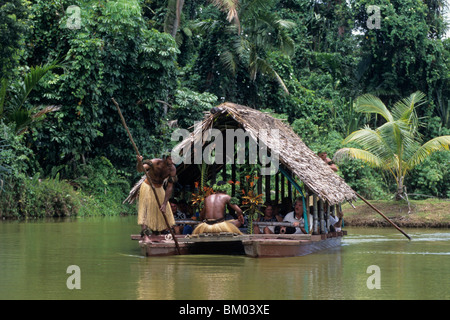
[
  {"x1": 173, "y1": 210, "x2": 186, "y2": 220},
  {"x1": 283, "y1": 211, "x2": 305, "y2": 234},
  {"x1": 329, "y1": 214, "x2": 339, "y2": 226}
]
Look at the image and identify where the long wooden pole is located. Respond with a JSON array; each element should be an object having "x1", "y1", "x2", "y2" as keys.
[
  {"x1": 356, "y1": 193, "x2": 411, "y2": 240},
  {"x1": 112, "y1": 98, "x2": 181, "y2": 254}
]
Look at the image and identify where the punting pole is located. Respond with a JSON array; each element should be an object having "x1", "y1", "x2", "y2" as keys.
[
  {"x1": 355, "y1": 193, "x2": 411, "y2": 241},
  {"x1": 112, "y1": 98, "x2": 181, "y2": 254}
]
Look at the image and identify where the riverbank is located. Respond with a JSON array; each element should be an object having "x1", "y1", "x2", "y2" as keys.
[{"x1": 341, "y1": 198, "x2": 450, "y2": 228}]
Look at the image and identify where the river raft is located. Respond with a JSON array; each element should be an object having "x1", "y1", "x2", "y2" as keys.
[
  {"x1": 131, "y1": 227, "x2": 346, "y2": 258},
  {"x1": 127, "y1": 103, "x2": 357, "y2": 257}
]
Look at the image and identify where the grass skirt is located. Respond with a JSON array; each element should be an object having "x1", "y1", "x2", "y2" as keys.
[
  {"x1": 193, "y1": 221, "x2": 242, "y2": 235},
  {"x1": 137, "y1": 182, "x2": 174, "y2": 231}
]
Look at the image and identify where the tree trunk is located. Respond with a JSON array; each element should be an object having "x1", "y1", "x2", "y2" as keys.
[
  {"x1": 171, "y1": 0, "x2": 184, "y2": 38},
  {"x1": 395, "y1": 176, "x2": 404, "y2": 201}
]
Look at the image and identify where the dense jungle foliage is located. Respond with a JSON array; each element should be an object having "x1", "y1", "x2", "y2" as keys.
[{"x1": 1, "y1": 0, "x2": 449, "y2": 218}]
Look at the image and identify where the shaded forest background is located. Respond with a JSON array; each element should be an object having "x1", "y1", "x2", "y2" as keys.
[{"x1": 1, "y1": 0, "x2": 449, "y2": 218}]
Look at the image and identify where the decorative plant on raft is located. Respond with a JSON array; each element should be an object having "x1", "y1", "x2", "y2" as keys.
[
  {"x1": 190, "y1": 162, "x2": 214, "y2": 216},
  {"x1": 190, "y1": 181, "x2": 215, "y2": 215},
  {"x1": 238, "y1": 175, "x2": 264, "y2": 234}
]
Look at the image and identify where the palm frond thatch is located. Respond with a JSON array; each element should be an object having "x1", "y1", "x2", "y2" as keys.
[
  {"x1": 125, "y1": 103, "x2": 357, "y2": 205},
  {"x1": 172, "y1": 102, "x2": 357, "y2": 205}
]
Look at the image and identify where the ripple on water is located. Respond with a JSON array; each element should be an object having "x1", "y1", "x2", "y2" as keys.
[
  {"x1": 354, "y1": 250, "x2": 450, "y2": 256},
  {"x1": 343, "y1": 230, "x2": 450, "y2": 245}
]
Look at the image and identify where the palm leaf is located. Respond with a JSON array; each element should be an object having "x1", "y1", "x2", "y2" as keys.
[
  {"x1": 210, "y1": 0, "x2": 241, "y2": 32},
  {"x1": 11, "y1": 61, "x2": 60, "y2": 110},
  {"x1": 219, "y1": 50, "x2": 238, "y2": 75},
  {"x1": 343, "y1": 127, "x2": 382, "y2": 148},
  {"x1": 251, "y1": 57, "x2": 289, "y2": 94},
  {"x1": 342, "y1": 127, "x2": 393, "y2": 161},
  {"x1": 7, "y1": 108, "x2": 33, "y2": 134},
  {"x1": 407, "y1": 135, "x2": 450, "y2": 169},
  {"x1": 392, "y1": 91, "x2": 425, "y2": 122},
  {"x1": 333, "y1": 147, "x2": 384, "y2": 168},
  {"x1": 355, "y1": 94, "x2": 394, "y2": 122},
  {"x1": 274, "y1": 19, "x2": 295, "y2": 56},
  {"x1": 276, "y1": 19, "x2": 296, "y2": 30},
  {"x1": 191, "y1": 20, "x2": 217, "y2": 35},
  {"x1": 377, "y1": 120, "x2": 414, "y2": 157},
  {"x1": 391, "y1": 91, "x2": 425, "y2": 133},
  {"x1": 3, "y1": 60, "x2": 60, "y2": 134}
]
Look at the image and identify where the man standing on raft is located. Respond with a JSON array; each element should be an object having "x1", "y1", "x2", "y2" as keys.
[
  {"x1": 194, "y1": 191, "x2": 245, "y2": 235},
  {"x1": 137, "y1": 153, "x2": 176, "y2": 242}
]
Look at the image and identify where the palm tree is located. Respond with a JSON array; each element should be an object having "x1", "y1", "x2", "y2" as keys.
[
  {"x1": 192, "y1": 0, "x2": 295, "y2": 94},
  {"x1": 334, "y1": 91, "x2": 450, "y2": 200},
  {"x1": 164, "y1": 1, "x2": 294, "y2": 94},
  {"x1": 165, "y1": 0, "x2": 240, "y2": 44},
  {"x1": 242, "y1": 9, "x2": 295, "y2": 94},
  {"x1": 210, "y1": 0, "x2": 241, "y2": 31},
  {"x1": 0, "y1": 61, "x2": 60, "y2": 135}
]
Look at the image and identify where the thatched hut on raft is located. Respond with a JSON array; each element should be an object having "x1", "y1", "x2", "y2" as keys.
[{"x1": 126, "y1": 102, "x2": 357, "y2": 235}]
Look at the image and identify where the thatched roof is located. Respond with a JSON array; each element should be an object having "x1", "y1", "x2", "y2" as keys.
[{"x1": 172, "y1": 102, "x2": 357, "y2": 206}]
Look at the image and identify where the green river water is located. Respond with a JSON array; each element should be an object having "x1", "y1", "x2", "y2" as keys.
[{"x1": 0, "y1": 215, "x2": 449, "y2": 300}]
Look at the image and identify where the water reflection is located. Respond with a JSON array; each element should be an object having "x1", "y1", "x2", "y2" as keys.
[{"x1": 133, "y1": 248, "x2": 346, "y2": 300}]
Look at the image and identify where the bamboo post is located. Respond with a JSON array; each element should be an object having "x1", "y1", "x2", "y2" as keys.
[
  {"x1": 326, "y1": 203, "x2": 330, "y2": 231},
  {"x1": 222, "y1": 140, "x2": 227, "y2": 182},
  {"x1": 305, "y1": 191, "x2": 311, "y2": 234},
  {"x1": 222, "y1": 163, "x2": 227, "y2": 182},
  {"x1": 288, "y1": 181, "x2": 292, "y2": 202},
  {"x1": 330, "y1": 205, "x2": 335, "y2": 230},
  {"x1": 265, "y1": 173, "x2": 271, "y2": 202},
  {"x1": 231, "y1": 162, "x2": 236, "y2": 196},
  {"x1": 112, "y1": 98, "x2": 181, "y2": 254},
  {"x1": 211, "y1": 162, "x2": 217, "y2": 186},
  {"x1": 257, "y1": 173, "x2": 262, "y2": 196},
  {"x1": 319, "y1": 199, "x2": 327, "y2": 234},
  {"x1": 275, "y1": 172, "x2": 279, "y2": 204},
  {"x1": 313, "y1": 194, "x2": 319, "y2": 235}
]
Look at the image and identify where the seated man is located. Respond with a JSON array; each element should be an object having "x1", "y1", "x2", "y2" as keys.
[
  {"x1": 330, "y1": 206, "x2": 344, "y2": 232},
  {"x1": 193, "y1": 191, "x2": 245, "y2": 235},
  {"x1": 178, "y1": 199, "x2": 194, "y2": 235},
  {"x1": 318, "y1": 151, "x2": 338, "y2": 172},
  {"x1": 170, "y1": 198, "x2": 186, "y2": 235},
  {"x1": 279, "y1": 198, "x2": 307, "y2": 234}
]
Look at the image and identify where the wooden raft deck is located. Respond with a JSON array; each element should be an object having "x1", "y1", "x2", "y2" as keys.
[{"x1": 131, "y1": 231, "x2": 346, "y2": 258}]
